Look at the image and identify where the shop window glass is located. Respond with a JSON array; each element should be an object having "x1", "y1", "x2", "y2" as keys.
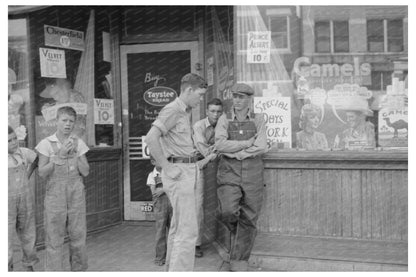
[
  {"x1": 8, "y1": 18, "x2": 30, "y2": 146},
  {"x1": 387, "y1": 19, "x2": 403, "y2": 52},
  {"x1": 367, "y1": 19, "x2": 384, "y2": 52},
  {"x1": 269, "y1": 16, "x2": 288, "y2": 49},
  {"x1": 333, "y1": 21, "x2": 349, "y2": 52},
  {"x1": 315, "y1": 21, "x2": 330, "y2": 53},
  {"x1": 236, "y1": 6, "x2": 407, "y2": 152}
]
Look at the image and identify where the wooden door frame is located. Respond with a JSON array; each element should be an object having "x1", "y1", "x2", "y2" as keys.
[{"x1": 120, "y1": 41, "x2": 199, "y2": 220}]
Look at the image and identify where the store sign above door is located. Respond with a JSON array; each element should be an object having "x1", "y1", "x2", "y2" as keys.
[
  {"x1": 143, "y1": 86, "x2": 177, "y2": 106},
  {"x1": 44, "y1": 25, "x2": 85, "y2": 51}
]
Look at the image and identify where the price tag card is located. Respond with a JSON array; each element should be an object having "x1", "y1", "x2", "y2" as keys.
[
  {"x1": 247, "y1": 31, "x2": 271, "y2": 64},
  {"x1": 94, "y1": 98, "x2": 114, "y2": 124}
]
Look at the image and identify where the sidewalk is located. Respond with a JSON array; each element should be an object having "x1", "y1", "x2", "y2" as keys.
[{"x1": 11, "y1": 222, "x2": 223, "y2": 271}]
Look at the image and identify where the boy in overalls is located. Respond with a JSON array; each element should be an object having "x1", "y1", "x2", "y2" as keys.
[
  {"x1": 8, "y1": 126, "x2": 39, "y2": 271},
  {"x1": 36, "y1": 106, "x2": 90, "y2": 271},
  {"x1": 146, "y1": 156, "x2": 172, "y2": 266}
]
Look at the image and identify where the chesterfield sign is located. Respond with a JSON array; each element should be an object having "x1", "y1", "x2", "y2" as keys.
[{"x1": 44, "y1": 25, "x2": 85, "y2": 51}]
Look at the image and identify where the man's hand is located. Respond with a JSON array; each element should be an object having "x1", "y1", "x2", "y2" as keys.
[
  {"x1": 163, "y1": 163, "x2": 182, "y2": 179},
  {"x1": 245, "y1": 134, "x2": 257, "y2": 148},
  {"x1": 196, "y1": 153, "x2": 217, "y2": 169},
  {"x1": 152, "y1": 188, "x2": 165, "y2": 198},
  {"x1": 58, "y1": 140, "x2": 73, "y2": 158}
]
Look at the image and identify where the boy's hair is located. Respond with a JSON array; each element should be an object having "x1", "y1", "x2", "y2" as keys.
[
  {"x1": 207, "y1": 98, "x2": 223, "y2": 108},
  {"x1": 56, "y1": 106, "x2": 77, "y2": 119},
  {"x1": 180, "y1": 73, "x2": 207, "y2": 92},
  {"x1": 8, "y1": 125, "x2": 14, "y2": 134}
]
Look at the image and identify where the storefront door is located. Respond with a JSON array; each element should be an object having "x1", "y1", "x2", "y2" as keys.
[{"x1": 120, "y1": 42, "x2": 199, "y2": 220}]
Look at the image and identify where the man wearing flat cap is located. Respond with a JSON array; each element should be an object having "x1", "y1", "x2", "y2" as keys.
[{"x1": 214, "y1": 83, "x2": 267, "y2": 271}]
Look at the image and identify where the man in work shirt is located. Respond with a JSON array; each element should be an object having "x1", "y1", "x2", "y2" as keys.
[
  {"x1": 145, "y1": 73, "x2": 215, "y2": 271},
  {"x1": 215, "y1": 83, "x2": 267, "y2": 271},
  {"x1": 192, "y1": 98, "x2": 223, "y2": 257}
]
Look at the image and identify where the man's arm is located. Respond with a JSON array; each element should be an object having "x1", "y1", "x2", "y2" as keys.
[
  {"x1": 231, "y1": 114, "x2": 268, "y2": 159},
  {"x1": 214, "y1": 114, "x2": 255, "y2": 153},
  {"x1": 145, "y1": 126, "x2": 181, "y2": 179},
  {"x1": 192, "y1": 121, "x2": 211, "y2": 157},
  {"x1": 37, "y1": 153, "x2": 54, "y2": 179},
  {"x1": 77, "y1": 154, "x2": 90, "y2": 177}
]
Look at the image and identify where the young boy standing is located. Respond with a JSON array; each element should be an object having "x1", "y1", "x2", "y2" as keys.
[
  {"x1": 8, "y1": 126, "x2": 39, "y2": 271},
  {"x1": 36, "y1": 106, "x2": 90, "y2": 271},
  {"x1": 146, "y1": 156, "x2": 172, "y2": 266}
]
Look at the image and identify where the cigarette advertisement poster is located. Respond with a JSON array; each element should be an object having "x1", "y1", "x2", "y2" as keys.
[
  {"x1": 94, "y1": 98, "x2": 114, "y2": 125},
  {"x1": 378, "y1": 107, "x2": 408, "y2": 148},
  {"x1": 254, "y1": 97, "x2": 292, "y2": 148},
  {"x1": 39, "y1": 47, "x2": 66, "y2": 78},
  {"x1": 247, "y1": 31, "x2": 271, "y2": 64}
]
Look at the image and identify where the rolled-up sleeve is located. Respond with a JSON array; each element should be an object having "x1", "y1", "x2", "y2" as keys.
[
  {"x1": 152, "y1": 106, "x2": 178, "y2": 135},
  {"x1": 214, "y1": 114, "x2": 250, "y2": 153}
]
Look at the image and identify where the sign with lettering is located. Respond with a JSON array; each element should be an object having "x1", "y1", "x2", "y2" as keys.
[
  {"x1": 94, "y1": 98, "x2": 114, "y2": 124},
  {"x1": 254, "y1": 97, "x2": 292, "y2": 148},
  {"x1": 247, "y1": 31, "x2": 271, "y2": 64},
  {"x1": 44, "y1": 25, "x2": 85, "y2": 51},
  {"x1": 378, "y1": 107, "x2": 408, "y2": 148},
  {"x1": 39, "y1": 48, "x2": 66, "y2": 78},
  {"x1": 140, "y1": 202, "x2": 154, "y2": 213},
  {"x1": 143, "y1": 86, "x2": 177, "y2": 107},
  {"x1": 293, "y1": 56, "x2": 371, "y2": 90}
]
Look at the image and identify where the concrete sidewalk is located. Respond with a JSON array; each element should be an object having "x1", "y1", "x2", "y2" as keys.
[{"x1": 11, "y1": 222, "x2": 224, "y2": 271}]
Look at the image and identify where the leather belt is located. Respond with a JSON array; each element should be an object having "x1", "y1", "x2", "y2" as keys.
[{"x1": 168, "y1": 156, "x2": 199, "y2": 163}]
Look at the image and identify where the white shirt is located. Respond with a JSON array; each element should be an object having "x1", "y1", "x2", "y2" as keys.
[
  {"x1": 8, "y1": 147, "x2": 37, "y2": 168},
  {"x1": 146, "y1": 167, "x2": 161, "y2": 187},
  {"x1": 35, "y1": 133, "x2": 89, "y2": 157}
]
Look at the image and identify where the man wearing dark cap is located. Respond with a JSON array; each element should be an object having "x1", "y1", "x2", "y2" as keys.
[
  {"x1": 145, "y1": 73, "x2": 213, "y2": 271},
  {"x1": 215, "y1": 83, "x2": 267, "y2": 271}
]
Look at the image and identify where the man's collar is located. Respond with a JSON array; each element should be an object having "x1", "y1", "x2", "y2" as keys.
[
  {"x1": 204, "y1": 117, "x2": 215, "y2": 128},
  {"x1": 46, "y1": 133, "x2": 60, "y2": 142},
  {"x1": 231, "y1": 107, "x2": 253, "y2": 120},
  {"x1": 175, "y1": 97, "x2": 188, "y2": 112}
]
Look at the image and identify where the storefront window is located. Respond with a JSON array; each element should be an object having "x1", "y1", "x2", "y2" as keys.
[
  {"x1": 333, "y1": 21, "x2": 349, "y2": 53},
  {"x1": 367, "y1": 19, "x2": 384, "y2": 52},
  {"x1": 236, "y1": 6, "x2": 408, "y2": 152},
  {"x1": 315, "y1": 21, "x2": 330, "y2": 53},
  {"x1": 8, "y1": 18, "x2": 30, "y2": 146},
  {"x1": 269, "y1": 16, "x2": 289, "y2": 50},
  {"x1": 387, "y1": 19, "x2": 404, "y2": 52}
]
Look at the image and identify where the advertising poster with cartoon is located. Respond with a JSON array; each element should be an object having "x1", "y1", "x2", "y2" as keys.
[{"x1": 293, "y1": 57, "x2": 376, "y2": 150}]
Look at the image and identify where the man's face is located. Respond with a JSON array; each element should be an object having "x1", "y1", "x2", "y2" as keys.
[
  {"x1": 346, "y1": 111, "x2": 363, "y2": 128},
  {"x1": 206, "y1": 104, "x2": 223, "y2": 125},
  {"x1": 8, "y1": 132, "x2": 18, "y2": 154},
  {"x1": 56, "y1": 113, "x2": 76, "y2": 136},
  {"x1": 232, "y1": 93, "x2": 250, "y2": 111},
  {"x1": 187, "y1": 87, "x2": 207, "y2": 108}
]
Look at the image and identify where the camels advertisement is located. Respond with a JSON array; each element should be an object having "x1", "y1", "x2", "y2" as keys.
[{"x1": 378, "y1": 107, "x2": 408, "y2": 148}]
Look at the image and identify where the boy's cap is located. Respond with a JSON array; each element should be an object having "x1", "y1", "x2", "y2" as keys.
[
  {"x1": 181, "y1": 73, "x2": 208, "y2": 89},
  {"x1": 232, "y1": 83, "x2": 254, "y2": 96}
]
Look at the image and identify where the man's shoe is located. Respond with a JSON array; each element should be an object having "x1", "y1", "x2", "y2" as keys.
[
  {"x1": 195, "y1": 245, "x2": 203, "y2": 257},
  {"x1": 218, "y1": 261, "x2": 231, "y2": 271}
]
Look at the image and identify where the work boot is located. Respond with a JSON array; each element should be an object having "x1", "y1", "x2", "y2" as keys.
[
  {"x1": 195, "y1": 245, "x2": 203, "y2": 257},
  {"x1": 24, "y1": 265, "x2": 34, "y2": 271},
  {"x1": 218, "y1": 260, "x2": 231, "y2": 271}
]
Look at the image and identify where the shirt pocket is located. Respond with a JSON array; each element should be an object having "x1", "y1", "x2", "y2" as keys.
[{"x1": 175, "y1": 117, "x2": 189, "y2": 133}]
